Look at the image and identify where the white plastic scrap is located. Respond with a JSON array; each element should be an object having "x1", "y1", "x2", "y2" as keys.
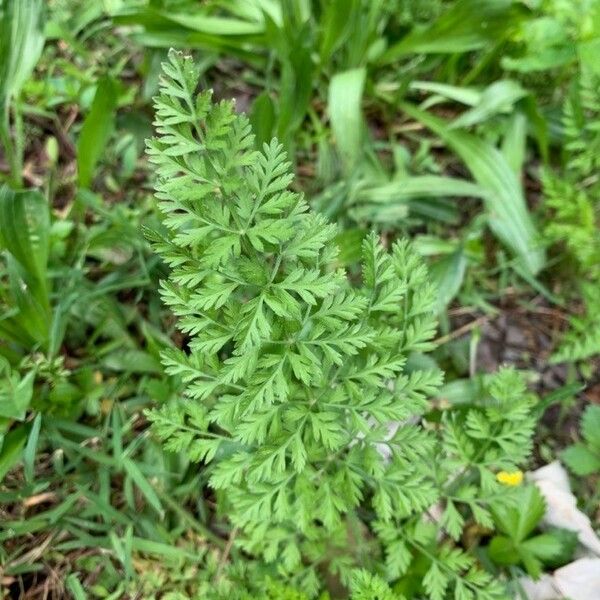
[
  {"x1": 529, "y1": 461, "x2": 600, "y2": 556},
  {"x1": 516, "y1": 558, "x2": 600, "y2": 600},
  {"x1": 554, "y1": 558, "x2": 600, "y2": 599},
  {"x1": 514, "y1": 462, "x2": 600, "y2": 599}
]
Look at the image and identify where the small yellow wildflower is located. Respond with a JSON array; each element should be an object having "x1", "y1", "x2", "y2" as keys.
[{"x1": 496, "y1": 470, "x2": 524, "y2": 486}]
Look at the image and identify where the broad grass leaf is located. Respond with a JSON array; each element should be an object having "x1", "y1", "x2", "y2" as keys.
[
  {"x1": 358, "y1": 176, "x2": 487, "y2": 202},
  {"x1": 65, "y1": 575, "x2": 87, "y2": 600},
  {"x1": 111, "y1": 6, "x2": 267, "y2": 58},
  {"x1": 0, "y1": 186, "x2": 51, "y2": 338},
  {"x1": 156, "y1": 12, "x2": 263, "y2": 35},
  {"x1": 223, "y1": 0, "x2": 282, "y2": 25},
  {"x1": 0, "y1": 0, "x2": 45, "y2": 110},
  {"x1": 328, "y1": 67, "x2": 366, "y2": 169},
  {"x1": 351, "y1": 176, "x2": 485, "y2": 225},
  {"x1": 429, "y1": 249, "x2": 467, "y2": 311},
  {"x1": 450, "y1": 80, "x2": 527, "y2": 129},
  {"x1": 23, "y1": 412, "x2": 41, "y2": 482},
  {"x1": 273, "y1": 20, "x2": 314, "y2": 144},
  {"x1": 401, "y1": 103, "x2": 545, "y2": 275},
  {"x1": 0, "y1": 186, "x2": 49, "y2": 285},
  {"x1": 502, "y1": 111, "x2": 527, "y2": 173},
  {"x1": 77, "y1": 76, "x2": 118, "y2": 188},
  {"x1": 250, "y1": 91, "x2": 276, "y2": 149},
  {"x1": 381, "y1": 0, "x2": 517, "y2": 62},
  {"x1": 319, "y1": 0, "x2": 357, "y2": 62},
  {"x1": 0, "y1": 258, "x2": 50, "y2": 348}
]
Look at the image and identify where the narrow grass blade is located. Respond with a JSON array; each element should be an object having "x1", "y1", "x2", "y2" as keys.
[
  {"x1": 410, "y1": 81, "x2": 481, "y2": 106},
  {"x1": 23, "y1": 413, "x2": 41, "y2": 483},
  {"x1": 66, "y1": 575, "x2": 87, "y2": 600}
]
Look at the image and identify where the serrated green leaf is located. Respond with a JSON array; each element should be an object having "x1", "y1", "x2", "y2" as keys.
[
  {"x1": 581, "y1": 405, "x2": 600, "y2": 451},
  {"x1": 441, "y1": 500, "x2": 465, "y2": 541},
  {"x1": 561, "y1": 443, "x2": 600, "y2": 476},
  {"x1": 423, "y1": 562, "x2": 449, "y2": 600},
  {"x1": 492, "y1": 485, "x2": 545, "y2": 543},
  {"x1": 522, "y1": 533, "x2": 563, "y2": 561}
]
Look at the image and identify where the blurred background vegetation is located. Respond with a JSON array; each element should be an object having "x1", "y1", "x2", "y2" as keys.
[{"x1": 0, "y1": 0, "x2": 599, "y2": 598}]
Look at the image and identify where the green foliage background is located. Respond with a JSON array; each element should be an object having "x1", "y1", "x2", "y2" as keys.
[{"x1": 0, "y1": 0, "x2": 599, "y2": 598}]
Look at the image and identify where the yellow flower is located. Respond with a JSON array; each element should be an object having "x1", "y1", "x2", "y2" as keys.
[{"x1": 496, "y1": 470, "x2": 524, "y2": 486}]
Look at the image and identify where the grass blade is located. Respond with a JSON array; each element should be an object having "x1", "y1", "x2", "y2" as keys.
[
  {"x1": 0, "y1": 424, "x2": 28, "y2": 483},
  {"x1": 0, "y1": 186, "x2": 49, "y2": 284},
  {"x1": 502, "y1": 112, "x2": 528, "y2": 173},
  {"x1": 122, "y1": 457, "x2": 164, "y2": 517},
  {"x1": 0, "y1": 0, "x2": 45, "y2": 185},
  {"x1": 0, "y1": 0, "x2": 45, "y2": 109},
  {"x1": 319, "y1": 0, "x2": 357, "y2": 62},
  {"x1": 23, "y1": 413, "x2": 41, "y2": 483},
  {"x1": 430, "y1": 249, "x2": 468, "y2": 311},
  {"x1": 450, "y1": 80, "x2": 527, "y2": 129},
  {"x1": 0, "y1": 186, "x2": 51, "y2": 323},
  {"x1": 66, "y1": 575, "x2": 87, "y2": 600},
  {"x1": 401, "y1": 102, "x2": 545, "y2": 275},
  {"x1": 250, "y1": 91, "x2": 276, "y2": 149},
  {"x1": 381, "y1": 0, "x2": 517, "y2": 62},
  {"x1": 328, "y1": 67, "x2": 366, "y2": 170},
  {"x1": 350, "y1": 176, "x2": 486, "y2": 224},
  {"x1": 410, "y1": 81, "x2": 481, "y2": 107},
  {"x1": 77, "y1": 76, "x2": 118, "y2": 188},
  {"x1": 357, "y1": 176, "x2": 487, "y2": 203}
]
